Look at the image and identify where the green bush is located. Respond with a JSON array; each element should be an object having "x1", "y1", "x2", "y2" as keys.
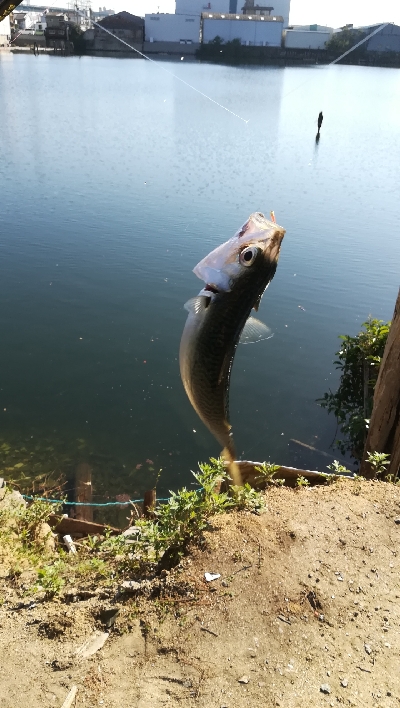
[{"x1": 319, "y1": 318, "x2": 390, "y2": 460}]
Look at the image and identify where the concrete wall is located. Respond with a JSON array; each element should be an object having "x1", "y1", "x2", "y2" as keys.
[
  {"x1": 285, "y1": 29, "x2": 330, "y2": 49},
  {"x1": 175, "y1": 0, "x2": 230, "y2": 16},
  {"x1": 143, "y1": 40, "x2": 199, "y2": 54},
  {"x1": 145, "y1": 13, "x2": 200, "y2": 43},
  {"x1": 367, "y1": 24, "x2": 400, "y2": 52},
  {"x1": 203, "y1": 17, "x2": 283, "y2": 46},
  {"x1": 0, "y1": 15, "x2": 10, "y2": 45}
]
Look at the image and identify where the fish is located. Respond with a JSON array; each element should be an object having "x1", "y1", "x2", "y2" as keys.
[{"x1": 179, "y1": 212, "x2": 285, "y2": 485}]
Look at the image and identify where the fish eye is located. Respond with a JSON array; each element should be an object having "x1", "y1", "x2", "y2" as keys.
[{"x1": 239, "y1": 246, "x2": 259, "y2": 267}]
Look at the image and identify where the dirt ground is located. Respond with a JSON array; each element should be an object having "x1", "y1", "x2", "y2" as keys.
[{"x1": 1, "y1": 479, "x2": 399, "y2": 708}]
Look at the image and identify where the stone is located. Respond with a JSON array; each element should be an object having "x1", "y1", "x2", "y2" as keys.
[
  {"x1": 34, "y1": 522, "x2": 56, "y2": 553},
  {"x1": 238, "y1": 675, "x2": 249, "y2": 684},
  {"x1": 121, "y1": 580, "x2": 141, "y2": 592},
  {"x1": 320, "y1": 684, "x2": 331, "y2": 694},
  {"x1": 341, "y1": 678, "x2": 348, "y2": 688},
  {"x1": 365, "y1": 644, "x2": 372, "y2": 655}
]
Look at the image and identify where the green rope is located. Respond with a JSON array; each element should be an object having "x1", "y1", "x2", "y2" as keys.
[{"x1": 21, "y1": 495, "x2": 171, "y2": 506}]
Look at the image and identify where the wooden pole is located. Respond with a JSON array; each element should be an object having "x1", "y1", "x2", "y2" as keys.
[
  {"x1": 75, "y1": 462, "x2": 93, "y2": 522},
  {"x1": 360, "y1": 288, "x2": 400, "y2": 479}
]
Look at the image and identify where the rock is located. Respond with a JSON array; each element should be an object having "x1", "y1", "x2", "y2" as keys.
[
  {"x1": 238, "y1": 675, "x2": 249, "y2": 684},
  {"x1": 34, "y1": 522, "x2": 56, "y2": 553},
  {"x1": 320, "y1": 684, "x2": 331, "y2": 694},
  {"x1": 394, "y1": 518, "x2": 400, "y2": 525},
  {"x1": 99, "y1": 608, "x2": 120, "y2": 628},
  {"x1": 121, "y1": 580, "x2": 141, "y2": 592},
  {"x1": 341, "y1": 678, "x2": 348, "y2": 688},
  {"x1": 365, "y1": 644, "x2": 372, "y2": 655},
  {"x1": 0, "y1": 488, "x2": 26, "y2": 510},
  {"x1": 122, "y1": 526, "x2": 141, "y2": 537}
]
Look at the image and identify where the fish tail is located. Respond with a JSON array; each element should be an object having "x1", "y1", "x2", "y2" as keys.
[{"x1": 222, "y1": 447, "x2": 243, "y2": 487}]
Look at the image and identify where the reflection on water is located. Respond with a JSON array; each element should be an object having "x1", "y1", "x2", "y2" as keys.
[{"x1": 0, "y1": 54, "x2": 399, "y2": 507}]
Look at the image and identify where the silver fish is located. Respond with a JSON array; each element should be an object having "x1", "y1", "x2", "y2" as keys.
[{"x1": 179, "y1": 212, "x2": 285, "y2": 484}]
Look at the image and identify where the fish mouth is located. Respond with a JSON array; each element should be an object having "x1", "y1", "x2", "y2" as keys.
[{"x1": 204, "y1": 284, "x2": 219, "y2": 295}]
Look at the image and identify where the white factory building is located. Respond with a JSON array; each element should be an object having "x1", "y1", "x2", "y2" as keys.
[
  {"x1": 284, "y1": 24, "x2": 333, "y2": 49},
  {"x1": 145, "y1": 0, "x2": 291, "y2": 49},
  {"x1": 145, "y1": 13, "x2": 200, "y2": 44},
  {"x1": 175, "y1": 0, "x2": 291, "y2": 28},
  {"x1": 202, "y1": 13, "x2": 283, "y2": 46}
]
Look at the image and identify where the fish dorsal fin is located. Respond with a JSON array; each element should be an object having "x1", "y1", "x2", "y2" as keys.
[
  {"x1": 239, "y1": 316, "x2": 273, "y2": 344},
  {"x1": 184, "y1": 295, "x2": 210, "y2": 315}
]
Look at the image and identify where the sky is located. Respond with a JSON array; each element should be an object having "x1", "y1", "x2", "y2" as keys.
[{"x1": 88, "y1": 0, "x2": 400, "y2": 28}]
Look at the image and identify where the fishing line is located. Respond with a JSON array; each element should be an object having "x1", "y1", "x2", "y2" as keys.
[
  {"x1": 281, "y1": 22, "x2": 391, "y2": 100},
  {"x1": 74, "y1": 8, "x2": 249, "y2": 124}
]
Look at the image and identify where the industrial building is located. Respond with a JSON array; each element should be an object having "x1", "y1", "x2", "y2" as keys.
[
  {"x1": 145, "y1": 13, "x2": 200, "y2": 45},
  {"x1": 202, "y1": 12, "x2": 283, "y2": 46},
  {"x1": 365, "y1": 23, "x2": 400, "y2": 52},
  {"x1": 87, "y1": 11, "x2": 144, "y2": 52},
  {"x1": 176, "y1": 0, "x2": 290, "y2": 28},
  {"x1": 284, "y1": 24, "x2": 333, "y2": 49}
]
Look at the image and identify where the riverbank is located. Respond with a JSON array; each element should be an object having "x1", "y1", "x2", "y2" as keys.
[{"x1": 1, "y1": 476, "x2": 399, "y2": 707}]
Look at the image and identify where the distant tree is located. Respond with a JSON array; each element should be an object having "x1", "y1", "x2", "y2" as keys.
[
  {"x1": 326, "y1": 28, "x2": 366, "y2": 54},
  {"x1": 210, "y1": 35, "x2": 224, "y2": 46}
]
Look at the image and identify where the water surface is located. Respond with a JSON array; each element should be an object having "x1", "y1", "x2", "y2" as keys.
[{"x1": 0, "y1": 54, "x2": 399, "y2": 502}]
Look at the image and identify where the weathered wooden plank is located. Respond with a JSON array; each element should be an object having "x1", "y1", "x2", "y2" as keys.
[
  {"x1": 221, "y1": 460, "x2": 334, "y2": 490},
  {"x1": 49, "y1": 515, "x2": 121, "y2": 537},
  {"x1": 361, "y1": 288, "x2": 400, "y2": 479}
]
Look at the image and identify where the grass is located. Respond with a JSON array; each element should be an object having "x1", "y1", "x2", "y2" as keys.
[{"x1": 0, "y1": 453, "x2": 393, "y2": 600}]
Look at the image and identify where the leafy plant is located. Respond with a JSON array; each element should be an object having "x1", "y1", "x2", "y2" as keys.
[
  {"x1": 296, "y1": 476, "x2": 310, "y2": 488},
  {"x1": 327, "y1": 460, "x2": 351, "y2": 475},
  {"x1": 229, "y1": 483, "x2": 266, "y2": 512},
  {"x1": 35, "y1": 561, "x2": 65, "y2": 597},
  {"x1": 318, "y1": 318, "x2": 390, "y2": 461},
  {"x1": 254, "y1": 461, "x2": 285, "y2": 487},
  {"x1": 365, "y1": 451, "x2": 390, "y2": 478}
]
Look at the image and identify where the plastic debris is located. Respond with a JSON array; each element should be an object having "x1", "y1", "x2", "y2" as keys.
[
  {"x1": 60, "y1": 685, "x2": 78, "y2": 708},
  {"x1": 204, "y1": 572, "x2": 221, "y2": 582},
  {"x1": 63, "y1": 535, "x2": 77, "y2": 554},
  {"x1": 75, "y1": 632, "x2": 109, "y2": 659}
]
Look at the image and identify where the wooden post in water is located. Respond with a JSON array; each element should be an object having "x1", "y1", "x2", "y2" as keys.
[
  {"x1": 143, "y1": 489, "x2": 156, "y2": 518},
  {"x1": 361, "y1": 288, "x2": 400, "y2": 480},
  {"x1": 75, "y1": 462, "x2": 93, "y2": 522}
]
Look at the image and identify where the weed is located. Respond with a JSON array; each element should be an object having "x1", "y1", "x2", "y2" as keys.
[
  {"x1": 366, "y1": 451, "x2": 390, "y2": 478},
  {"x1": 327, "y1": 460, "x2": 352, "y2": 475},
  {"x1": 296, "y1": 476, "x2": 310, "y2": 488},
  {"x1": 318, "y1": 318, "x2": 390, "y2": 461},
  {"x1": 229, "y1": 483, "x2": 266, "y2": 513},
  {"x1": 35, "y1": 561, "x2": 65, "y2": 597},
  {"x1": 254, "y1": 461, "x2": 285, "y2": 487}
]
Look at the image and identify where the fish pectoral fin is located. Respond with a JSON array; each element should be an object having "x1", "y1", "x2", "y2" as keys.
[
  {"x1": 184, "y1": 295, "x2": 210, "y2": 314},
  {"x1": 239, "y1": 316, "x2": 273, "y2": 344}
]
